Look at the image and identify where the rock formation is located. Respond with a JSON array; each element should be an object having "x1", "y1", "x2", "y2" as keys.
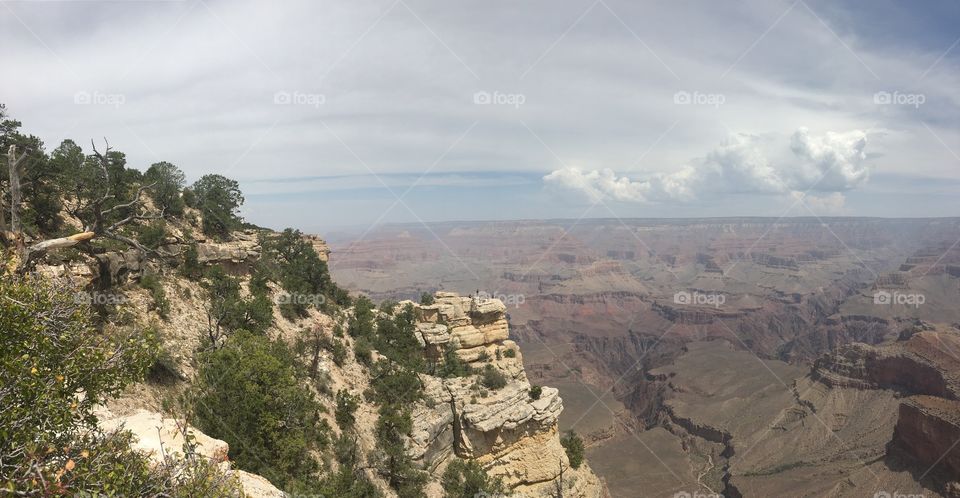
[
  {"x1": 407, "y1": 293, "x2": 605, "y2": 497},
  {"x1": 98, "y1": 409, "x2": 284, "y2": 497}
]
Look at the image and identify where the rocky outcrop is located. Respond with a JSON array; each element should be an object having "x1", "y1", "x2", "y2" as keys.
[
  {"x1": 812, "y1": 332, "x2": 960, "y2": 399},
  {"x1": 891, "y1": 396, "x2": 960, "y2": 483},
  {"x1": 302, "y1": 234, "x2": 330, "y2": 262},
  {"x1": 407, "y1": 293, "x2": 605, "y2": 497},
  {"x1": 414, "y1": 292, "x2": 511, "y2": 367},
  {"x1": 195, "y1": 230, "x2": 261, "y2": 265},
  {"x1": 94, "y1": 249, "x2": 145, "y2": 288},
  {"x1": 97, "y1": 409, "x2": 283, "y2": 497},
  {"x1": 813, "y1": 331, "x2": 960, "y2": 491}
]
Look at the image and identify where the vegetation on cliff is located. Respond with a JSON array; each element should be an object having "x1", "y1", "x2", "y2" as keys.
[{"x1": 0, "y1": 104, "x2": 602, "y2": 497}]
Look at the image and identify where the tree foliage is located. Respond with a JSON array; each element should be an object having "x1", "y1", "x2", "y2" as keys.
[
  {"x1": 0, "y1": 273, "x2": 240, "y2": 496},
  {"x1": 373, "y1": 403, "x2": 426, "y2": 497},
  {"x1": 560, "y1": 430, "x2": 585, "y2": 469},
  {"x1": 0, "y1": 275, "x2": 155, "y2": 475},
  {"x1": 144, "y1": 161, "x2": 186, "y2": 216},
  {"x1": 480, "y1": 364, "x2": 507, "y2": 390},
  {"x1": 191, "y1": 174, "x2": 243, "y2": 238},
  {"x1": 202, "y1": 265, "x2": 272, "y2": 345},
  {"x1": 441, "y1": 459, "x2": 505, "y2": 498},
  {"x1": 260, "y1": 228, "x2": 349, "y2": 318},
  {"x1": 193, "y1": 331, "x2": 328, "y2": 492},
  {"x1": 348, "y1": 296, "x2": 376, "y2": 338},
  {"x1": 335, "y1": 389, "x2": 360, "y2": 430},
  {"x1": 419, "y1": 292, "x2": 434, "y2": 305}
]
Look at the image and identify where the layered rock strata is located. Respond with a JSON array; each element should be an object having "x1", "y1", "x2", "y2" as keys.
[{"x1": 408, "y1": 293, "x2": 605, "y2": 497}]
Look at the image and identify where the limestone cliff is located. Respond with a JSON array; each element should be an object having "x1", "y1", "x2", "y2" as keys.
[{"x1": 407, "y1": 293, "x2": 606, "y2": 497}]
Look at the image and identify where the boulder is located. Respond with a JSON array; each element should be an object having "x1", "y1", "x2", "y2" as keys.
[{"x1": 99, "y1": 409, "x2": 228, "y2": 464}]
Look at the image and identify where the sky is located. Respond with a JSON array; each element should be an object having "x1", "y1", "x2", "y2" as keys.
[{"x1": 2, "y1": 0, "x2": 959, "y2": 233}]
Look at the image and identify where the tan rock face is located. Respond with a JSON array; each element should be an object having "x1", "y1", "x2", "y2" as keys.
[
  {"x1": 892, "y1": 396, "x2": 960, "y2": 479},
  {"x1": 302, "y1": 234, "x2": 331, "y2": 262},
  {"x1": 408, "y1": 293, "x2": 606, "y2": 498},
  {"x1": 99, "y1": 409, "x2": 229, "y2": 464},
  {"x1": 97, "y1": 409, "x2": 284, "y2": 497},
  {"x1": 196, "y1": 230, "x2": 261, "y2": 265}
]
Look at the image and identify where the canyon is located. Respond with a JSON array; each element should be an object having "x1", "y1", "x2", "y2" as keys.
[{"x1": 330, "y1": 217, "x2": 960, "y2": 497}]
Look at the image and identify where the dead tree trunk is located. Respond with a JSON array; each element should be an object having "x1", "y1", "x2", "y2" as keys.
[
  {"x1": 555, "y1": 458, "x2": 566, "y2": 498},
  {"x1": 6, "y1": 145, "x2": 27, "y2": 234}
]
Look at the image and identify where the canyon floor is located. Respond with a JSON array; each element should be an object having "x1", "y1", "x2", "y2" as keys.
[{"x1": 330, "y1": 218, "x2": 960, "y2": 497}]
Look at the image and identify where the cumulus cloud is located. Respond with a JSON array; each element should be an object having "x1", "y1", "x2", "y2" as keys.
[
  {"x1": 544, "y1": 128, "x2": 872, "y2": 204},
  {"x1": 789, "y1": 127, "x2": 869, "y2": 191}
]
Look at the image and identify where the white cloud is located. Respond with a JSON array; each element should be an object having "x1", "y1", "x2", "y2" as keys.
[
  {"x1": 789, "y1": 127, "x2": 869, "y2": 191},
  {"x1": 544, "y1": 128, "x2": 872, "y2": 204}
]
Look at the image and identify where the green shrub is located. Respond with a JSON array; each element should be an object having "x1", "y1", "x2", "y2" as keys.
[
  {"x1": 347, "y1": 296, "x2": 376, "y2": 338},
  {"x1": 335, "y1": 389, "x2": 359, "y2": 430},
  {"x1": 368, "y1": 360, "x2": 423, "y2": 406},
  {"x1": 480, "y1": 364, "x2": 507, "y2": 390},
  {"x1": 143, "y1": 161, "x2": 186, "y2": 216},
  {"x1": 202, "y1": 266, "x2": 272, "y2": 344},
  {"x1": 136, "y1": 220, "x2": 169, "y2": 250},
  {"x1": 353, "y1": 337, "x2": 373, "y2": 367},
  {"x1": 179, "y1": 243, "x2": 203, "y2": 280},
  {"x1": 561, "y1": 430, "x2": 585, "y2": 469},
  {"x1": 318, "y1": 465, "x2": 380, "y2": 498},
  {"x1": 378, "y1": 299, "x2": 398, "y2": 315},
  {"x1": 529, "y1": 385, "x2": 542, "y2": 400},
  {"x1": 193, "y1": 332, "x2": 328, "y2": 491},
  {"x1": 139, "y1": 273, "x2": 170, "y2": 319},
  {"x1": 419, "y1": 292, "x2": 435, "y2": 305},
  {"x1": 19, "y1": 428, "x2": 243, "y2": 496},
  {"x1": 0, "y1": 274, "x2": 213, "y2": 495},
  {"x1": 260, "y1": 228, "x2": 350, "y2": 317},
  {"x1": 374, "y1": 403, "x2": 426, "y2": 496},
  {"x1": 191, "y1": 174, "x2": 243, "y2": 238},
  {"x1": 317, "y1": 335, "x2": 348, "y2": 368},
  {"x1": 372, "y1": 304, "x2": 423, "y2": 371},
  {"x1": 503, "y1": 348, "x2": 516, "y2": 358},
  {"x1": 146, "y1": 336, "x2": 182, "y2": 386},
  {"x1": 441, "y1": 458, "x2": 505, "y2": 498},
  {"x1": 434, "y1": 345, "x2": 472, "y2": 378}
]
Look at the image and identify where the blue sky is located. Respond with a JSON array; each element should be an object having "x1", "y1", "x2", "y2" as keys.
[{"x1": 2, "y1": 0, "x2": 958, "y2": 232}]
